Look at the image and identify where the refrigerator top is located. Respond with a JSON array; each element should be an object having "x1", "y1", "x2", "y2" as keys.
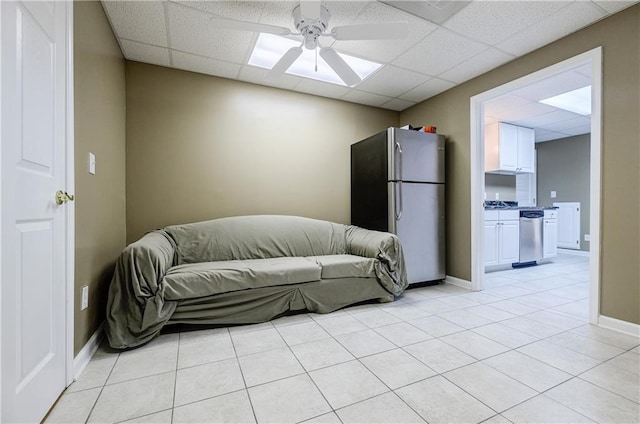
[{"x1": 388, "y1": 127, "x2": 445, "y2": 184}]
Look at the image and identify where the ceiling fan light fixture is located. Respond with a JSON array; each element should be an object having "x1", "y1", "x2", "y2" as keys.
[{"x1": 248, "y1": 33, "x2": 381, "y2": 86}]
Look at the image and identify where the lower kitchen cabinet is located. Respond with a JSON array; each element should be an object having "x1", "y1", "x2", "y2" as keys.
[
  {"x1": 484, "y1": 211, "x2": 520, "y2": 267},
  {"x1": 543, "y1": 210, "x2": 558, "y2": 258}
]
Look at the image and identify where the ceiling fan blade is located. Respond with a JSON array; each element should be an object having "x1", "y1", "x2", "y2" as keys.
[
  {"x1": 331, "y1": 22, "x2": 408, "y2": 41},
  {"x1": 209, "y1": 16, "x2": 291, "y2": 36},
  {"x1": 264, "y1": 46, "x2": 304, "y2": 82},
  {"x1": 300, "y1": 0, "x2": 321, "y2": 19},
  {"x1": 319, "y1": 47, "x2": 361, "y2": 87}
]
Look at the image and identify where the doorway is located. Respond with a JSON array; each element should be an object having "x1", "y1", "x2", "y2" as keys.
[{"x1": 469, "y1": 48, "x2": 602, "y2": 325}]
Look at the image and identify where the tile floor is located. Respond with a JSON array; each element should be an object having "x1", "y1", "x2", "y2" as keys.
[{"x1": 47, "y1": 253, "x2": 640, "y2": 423}]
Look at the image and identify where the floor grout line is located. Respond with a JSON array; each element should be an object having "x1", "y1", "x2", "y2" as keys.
[{"x1": 52, "y1": 254, "x2": 639, "y2": 424}]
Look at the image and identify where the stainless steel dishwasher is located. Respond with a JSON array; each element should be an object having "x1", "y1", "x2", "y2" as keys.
[{"x1": 519, "y1": 210, "x2": 544, "y2": 264}]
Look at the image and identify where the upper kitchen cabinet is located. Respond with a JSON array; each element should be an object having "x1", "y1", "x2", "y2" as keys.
[{"x1": 485, "y1": 122, "x2": 535, "y2": 174}]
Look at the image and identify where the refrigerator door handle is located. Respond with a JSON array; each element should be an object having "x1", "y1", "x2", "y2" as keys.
[
  {"x1": 395, "y1": 141, "x2": 403, "y2": 181},
  {"x1": 397, "y1": 181, "x2": 403, "y2": 221},
  {"x1": 395, "y1": 141, "x2": 403, "y2": 221}
]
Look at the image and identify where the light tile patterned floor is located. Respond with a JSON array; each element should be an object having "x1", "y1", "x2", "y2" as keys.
[{"x1": 47, "y1": 253, "x2": 640, "y2": 424}]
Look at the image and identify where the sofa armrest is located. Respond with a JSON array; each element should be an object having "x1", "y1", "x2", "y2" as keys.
[
  {"x1": 105, "y1": 230, "x2": 178, "y2": 349},
  {"x1": 345, "y1": 225, "x2": 408, "y2": 296}
]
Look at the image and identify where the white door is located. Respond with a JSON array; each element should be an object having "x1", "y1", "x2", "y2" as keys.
[
  {"x1": 516, "y1": 126, "x2": 535, "y2": 173},
  {"x1": 1, "y1": 1, "x2": 72, "y2": 422},
  {"x1": 543, "y1": 219, "x2": 558, "y2": 258},
  {"x1": 499, "y1": 221, "x2": 520, "y2": 264},
  {"x1": 554, "y1": 202, "x2": 581, "y2": 249},
  {"x1": 483, "y1": 221, "x2": 499, "y2": 266},
  {"x1": 499, "y1": 123, "x2": 518, "y2": 171}
]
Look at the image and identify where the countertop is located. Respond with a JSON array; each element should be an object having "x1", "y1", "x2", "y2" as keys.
[{"x1": 484, "y1": 206, "x2": 558, "y2": 210}]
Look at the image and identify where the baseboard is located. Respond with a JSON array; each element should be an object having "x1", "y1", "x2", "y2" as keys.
[
  {"x1": 558, "y1": 248, "x2": 590, "y2": 257},
  {"x1": 72, "y1": 321, "x2": 105, "y2": 380},
  {"x1": 444, "y1": 275, "x2": 472, "y2": 290},
  {"x1": 598, "y1": 315, "x2": 640, "y2": 338}
]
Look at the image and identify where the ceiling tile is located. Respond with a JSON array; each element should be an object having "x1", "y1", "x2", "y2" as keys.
[
  {"x1": 237, "y1": 65, "x2": 302, "y2": 91},
  {"x1": 496, "y1": 2, "x2": 607, "y2": 56},
  {"x1": 399, "y1": 77, "x2": 456, "y2": 102},
  {"x1": 443, "y1": 1, "x2": 570, "y2": 45},
  {"x1": 168, "y1": 2, "x2": 255, "y2": 64},
  {"x1": 341, "y1": 90, "x2": 393, "y2": 108},
  {"x1": 394, "y1": 28, "x2": 487, "y2": 76},
  {"x1": 511, "y1": 109, "x2": 584, "y2": 128},
  {"x1": 592, "y1": 0, "x2": 639, "y2": 14},
  {"x1": 536, "y1": 131, "x2": 571, "y2": 143},
  {"x1": 172, "y1": 51, "x2": 241, "y2": 80},
  {"x1": 255, "y1": 1, "x2": 299, "y2": 28},
  {"x1": 510, "y1": 69, "x2": 591, "y2": 101},
  {"x1": 541, "y1": 116, "x2": 591, "y2": 133},
  {"x1": 484, "y1": 95, "x2": 559, "y2": 122},
  {"x1": 120, "y1": 39, "x2": 170, "y2": 66},
  {"x1": 332, "y1": 2, "x2": 438, "y2": 63},
  {"x1": 294, "y1": 79, "x2": 352, "y2": 99},
  {"x1": 439, "y1": 47, "x2": 515, "y2": 84},
  {"x1": 174, "y1": 1, "x2": 265, "y2": 21},
  {"x1": 562, "y1": 125, "x2": 591, "y2": 136},
  {"x1": 382, "y1": 98, "x2": 415, "y2": 112},
  {"x1": 355, "y1": 66, "x2": 427, "y2": 98},
  {"x1": 102, "y1": 0, "x2": 167, "y2": 45}
]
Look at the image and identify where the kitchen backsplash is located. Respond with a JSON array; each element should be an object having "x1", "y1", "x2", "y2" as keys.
[{"x1": 485, "y1": 174, "x2": 516, "y2": 201}]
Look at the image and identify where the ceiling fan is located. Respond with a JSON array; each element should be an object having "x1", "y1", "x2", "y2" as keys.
[{"x1": 209, "y1": 1, "x2": 408, "y2": 86}]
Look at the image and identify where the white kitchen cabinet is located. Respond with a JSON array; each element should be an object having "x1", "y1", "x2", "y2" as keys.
[
  {"x1": 500, "y1": 220, "x2": 521, "y2": 263},
  {"x1": 485, "y1": 122, "x2": 535, "y2": 174},
  {"x1": 543, "y1": 209, "x2": 558, "y2": 258},
  {"x1": 484, "y1": 210, "x2": 520, "y2": 267}
]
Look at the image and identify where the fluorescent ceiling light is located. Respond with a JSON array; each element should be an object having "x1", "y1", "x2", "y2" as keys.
[
  {"x1": 248, "y1": 33, "x2": 381, "y2": 86},
  {"x1": 539, "y1": 85, "x2": 591, "y2": 115}
]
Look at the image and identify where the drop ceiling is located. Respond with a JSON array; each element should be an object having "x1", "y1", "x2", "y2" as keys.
[
  {"x1": 102, "y1": 0, "x2": 636, "y2": 113},
  {"x1": 485, "y1": 64, "x2": 592, "y2": 142}
]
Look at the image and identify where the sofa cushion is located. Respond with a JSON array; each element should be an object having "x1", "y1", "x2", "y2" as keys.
[
  {"x1": 165, "y1": 215, "x2": 347, "y2": 264},
  {"x1": 309, "y1": 254, "x2": 376, "y2": 279},
  {"x1": 162, "y1": 257, "x2": 322, "y2": 300}
]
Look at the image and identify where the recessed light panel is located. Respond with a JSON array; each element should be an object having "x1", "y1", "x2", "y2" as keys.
[
  {"x1": 539, "y1": 85, "x2": 591, "y2": 115},
  {"x1": 248, "y1": 33, "x2": 381, "y2": 86}
]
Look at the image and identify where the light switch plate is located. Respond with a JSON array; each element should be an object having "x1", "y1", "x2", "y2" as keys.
[
  {"x1": 550, "y1": 190, "x2": 557, "y2": 198},
  {"x1": 81, "y1": 285, "x2": 89, "y2": 310},
  {"x1": 584, "y1": 234, "x2": 590, "y2": 241},
  {"x1": 89, "y1": 152, "x2": 96, "y2": 175}
]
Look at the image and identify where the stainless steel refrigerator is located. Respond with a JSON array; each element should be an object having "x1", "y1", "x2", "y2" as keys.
[{"x1": 351, "y1": 127, "x2": 445, "y2": 284}]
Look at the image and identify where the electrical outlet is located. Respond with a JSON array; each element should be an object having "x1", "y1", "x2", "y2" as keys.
[
  {"x1": 584, "y1": 234, "x2": 590, "y2": 242},
  {"x1": 495, "y1": 193, "x2": 500, "y2": 200},
  {"x1": 550, "y1": 190, "x2": 557, "y2": 198},
  {"x1": 81, "y1": 285, "x2": 89, "y2": 310}
]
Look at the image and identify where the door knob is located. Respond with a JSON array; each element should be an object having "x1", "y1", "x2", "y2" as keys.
[{"x1": 55, "y1": 190, "x2": 75, "y2": 205}]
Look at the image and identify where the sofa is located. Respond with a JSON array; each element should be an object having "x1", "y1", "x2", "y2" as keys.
[{"x1": 105, "y1": 215, "x2": 407, "y2": 349}]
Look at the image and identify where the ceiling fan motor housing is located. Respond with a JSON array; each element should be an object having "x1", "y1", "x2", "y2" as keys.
[{"x1": 292, "y1": 5, "x2": 330, "y2": 50}]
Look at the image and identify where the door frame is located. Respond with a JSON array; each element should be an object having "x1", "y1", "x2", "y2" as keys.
[
  {"x1": 0, "y1": 1, "x2": 75, "y2": 418},
  {"x1": 469, "y1": 47, "x2": 602, "y2": 325}
]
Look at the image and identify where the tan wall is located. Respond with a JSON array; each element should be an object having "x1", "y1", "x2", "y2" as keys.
[
  {"x1": 125, "y1": 62, "x2": 399, "y2": 243},
  {"x1": 485, "y1": 174, "x2": 516, "y2": 202},
  {"x1": 537, "y1": 134, "x2": 591, "y2": 251},
  {"x1": 401, "y1": 5, "x2": 640, "y2": 324},
  {"x1": 74, "y1": 0, "x2": 127, "y2": 355}
]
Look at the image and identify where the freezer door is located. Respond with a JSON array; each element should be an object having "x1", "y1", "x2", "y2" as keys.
[
  {"x1": 388, "y1": 128, "x2": 445, "y2": 183},
  {"x1": 389, "y1": 182, "x2": 445, "y2": 283}
]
